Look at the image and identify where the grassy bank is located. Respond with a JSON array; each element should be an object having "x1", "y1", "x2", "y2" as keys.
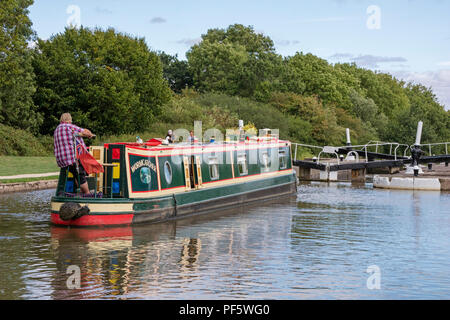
[{"x1": 0, "y1": 156, "x2": 58, "y2": 176}]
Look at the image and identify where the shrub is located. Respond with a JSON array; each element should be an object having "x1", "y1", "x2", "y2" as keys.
[{"x1": 0, "y1": 124, "x2": 52, "y2": 156}]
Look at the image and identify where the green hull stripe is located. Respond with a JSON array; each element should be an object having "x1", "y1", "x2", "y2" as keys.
[{"x1": 175, "y1": 173, "x2": 295, "y2": 206}]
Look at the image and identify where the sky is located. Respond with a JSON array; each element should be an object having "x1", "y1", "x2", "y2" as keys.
[{"x1": 28, "y1": 0, "x2": 450, "y2": 110}]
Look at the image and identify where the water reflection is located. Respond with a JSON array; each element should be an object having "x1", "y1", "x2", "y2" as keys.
[
  {"x1": 45, "y1": 196, "x2": 296, "y2": 299},
  {"x1": 1, "y1": 185, "x2": 449, "y2": 299}
]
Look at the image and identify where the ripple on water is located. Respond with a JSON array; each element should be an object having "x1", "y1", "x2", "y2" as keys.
[{"x1": 1, "y1": 185, "x2": 450, "y2": 299}]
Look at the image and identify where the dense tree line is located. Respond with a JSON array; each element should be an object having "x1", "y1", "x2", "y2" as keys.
[
  {"x1": 0, "y1": 0, "x2": 42, "y2": 133},
  {"x1": 163, "y1": 24, "x2": 450, "y2": 147},
  {"x1": 1, "y1": 0, "x2": 449, "y2": 155},
  {"x1": 33, "y1": 27, "x2": 171, "y2": 135}
]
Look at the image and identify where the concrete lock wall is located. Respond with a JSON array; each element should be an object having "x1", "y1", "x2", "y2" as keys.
[
  {"x1": 373, "y1": 175, "x2": 442, "y2": 191},
  {"x1": 0, "y1": 180, "x2": 58, "y2": 194}
]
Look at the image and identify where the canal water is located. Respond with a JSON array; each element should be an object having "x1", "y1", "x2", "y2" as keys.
[{"x1": 0, "y1": 182, "x2": 449, "y2": 299}]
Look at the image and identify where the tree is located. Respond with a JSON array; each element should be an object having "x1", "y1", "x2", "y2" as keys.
[
  {"x1": 269, "y1": 92, "x2": 343, "y2": 145},
  {"x1": 348, "y1": 89, "x2": 388, "y2": 138},
  {"x1": 187, "y1": 40, "x2": 249, "y2": 95},
  {"x1": 33, "y1": 27, "x2": 171, "y2": 135},
  {"x1": 281, "y1": 53, "x2": 359, "y2": 110},
  {"x1": 336, "y1": 63, "x2": 410, "y2": 118},
  {"x1": 158, "y1": 51, "x2": 193, "y2": 93},
  {"x1": 0, "y1": 0, "x2": 42, "y2": 132},
  {"x1": 391, "y1": 84, "x2": 450, "y2": 147},
  {"x1": 186, "y1": 24, "x2": 282, "y2": 98}
]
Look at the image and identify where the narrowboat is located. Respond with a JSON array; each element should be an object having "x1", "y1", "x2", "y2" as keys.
[{"x1": 50, "y1": 130, "x2": 297, "y2": 227}]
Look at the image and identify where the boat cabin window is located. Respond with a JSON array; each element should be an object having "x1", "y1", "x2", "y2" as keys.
[
  {"x1": 279, "y1": 150, "x2": 287, "y2": 169},
  {"x1": 208, "y1": 156, "x2": 219, "y2": 180},
  {"x1": 164, "y1": 161, "x2": 173, "y2": 184},
  {"x1": 261, "y1": 151, "x2": 270, "y2": 172},
  {"x1": 237, "y1": 153, "x2": 248, "y2": 176}
]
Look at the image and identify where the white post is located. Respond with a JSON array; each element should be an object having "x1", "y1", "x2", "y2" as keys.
[
  {"x1": 345, "y1": 128, "x2": 355, "y2": 161},
  {"x1": 406, "y1": 121, "x2": 424, "y2": 175},
  {"x1": 346, "y1": 128, "x2": 351, "y2": 146},
  {"x1": 415, "y1": 121, "x2": 423, "y2": 146}
]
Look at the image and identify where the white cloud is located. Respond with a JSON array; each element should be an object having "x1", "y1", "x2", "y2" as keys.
[
  {"x1": 275, "y1": 39, "x2": 301, "y2": 47},
  {"x1": 328, "y1": 53, "x2": 353, "y2": 60},
  {"x1": 176, "y1": 38, "x2": 201, "y2": 46},
  {"x1": 329, "y1": 54, "x2": 449, "y2": 110},
  {"x1": 393, "y1": 69, "x2": 450, "y2": 110},
  {"x1": 352, "y1": 55, "x2": 407, "y2": 68},
  {"x1": 328, "y1": 53, "x2": 408, "y2": 69}
]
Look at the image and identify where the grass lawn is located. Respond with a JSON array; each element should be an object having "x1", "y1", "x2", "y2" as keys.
[{"x1": 0, "y1": 156, "x2": 59, "y2": 176}]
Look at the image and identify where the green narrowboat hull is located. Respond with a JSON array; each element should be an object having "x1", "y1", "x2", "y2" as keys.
[
  {"x1": 51, "y1": 138, "x2": 297, "y2": 227},
  {"x1": 51, "y1": 171, "x2": 297, "y2": 226}
]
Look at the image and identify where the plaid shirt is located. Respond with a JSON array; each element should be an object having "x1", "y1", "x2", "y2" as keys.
[{"x1": 54, "y1": 123, "x2": 87, "y2": 168}]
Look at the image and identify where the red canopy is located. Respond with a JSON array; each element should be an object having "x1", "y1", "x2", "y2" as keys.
[
  {"x1": 145, "y1": 138, "x2": 163, "y2": 146},
  {"x1": 104, "y1": 138, "x2": 163, "y2": 149}
]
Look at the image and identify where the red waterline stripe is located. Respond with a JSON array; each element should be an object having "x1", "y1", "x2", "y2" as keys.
[{"x1": 51, "y1": 213, "x2": 134, "y2": 227}]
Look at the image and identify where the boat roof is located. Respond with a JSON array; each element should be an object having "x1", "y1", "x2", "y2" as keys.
[{"x1": 102, "y1": 136, "x2": 289, "y2": 151}]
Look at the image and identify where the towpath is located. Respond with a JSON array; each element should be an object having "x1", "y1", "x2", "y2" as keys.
[{"x1": 0, "y1": 172, "x2": 59, "y2": 180}]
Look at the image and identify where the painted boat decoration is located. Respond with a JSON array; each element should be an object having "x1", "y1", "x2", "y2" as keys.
[{"x1": 50, "y1": 130, "x2": 297, "y2": 227}]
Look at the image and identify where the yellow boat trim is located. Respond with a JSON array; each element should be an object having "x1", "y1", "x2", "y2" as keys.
[{"x1": 51, "y1": 202, "x2": 134, "y2": 213}]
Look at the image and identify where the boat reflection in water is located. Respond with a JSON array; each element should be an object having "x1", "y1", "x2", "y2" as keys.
[{"x1": 49, "y1": 195, "x2": 297, "y2": 299}]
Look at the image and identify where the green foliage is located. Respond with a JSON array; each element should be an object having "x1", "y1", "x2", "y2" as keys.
[
  {"x1": 0, "y1": 0, "x2": 42, "y2": 133},
  {"x1": 160, "y1": 95, "x2": 228, "y2": 129},
  {"x1": 387, "y1": 84, "x2": 450, "y2": 148},
  {"x1": 0, "y1": 16, "x2": 448, "y2": 157},
  {"x1": 348, "y1": 89, "x2": 388, "y2": 139},
  {"x1": 187, "y1": 24, "x2": 282, "y2": 98},
  {"x1": 334, "y1": 108, "x2": 378, "y2": 145},
  {"x1": 32, "y1": 27, "x2": 171, "y2": 136},
  {"x1": 0, "y1": 124, "x2": 52, "y2": 156},
  {"x1": 158, "y1": 51, "x2": 193, "y2": 93},
  {"x1": 269, "y1": 92, "x2": 343, "y2": 145},
  {"x1": 337, "y1": 63, "x2": 410, "y2": 118},
  {"x1": 281, "y1": 53, "x2": 359, "y2": 109},
  {"x1": 192, "y1": 93, "x2": 289, "y2": 137}
]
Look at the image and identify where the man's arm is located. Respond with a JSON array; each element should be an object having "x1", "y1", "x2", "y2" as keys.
[{"x1": 80, "y1": 128, "x2": 95, "y2": 138}]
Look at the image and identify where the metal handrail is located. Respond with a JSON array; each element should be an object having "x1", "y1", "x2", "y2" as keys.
[
  {"x1": 292, "y1": 140, "x2": 448, "y2": 162},
  {"x1": 412, "y1": 142, "x2": 449, "y2": 156},
  {"x1": 346, "y1": 141, "x2": 407, "y2": 162},
  {"x1": 317, "y1": 146, "x2": 340, "y2": 164},
  {"x1": 291, "y1": 142, "x2": 324, "y2": 161}
]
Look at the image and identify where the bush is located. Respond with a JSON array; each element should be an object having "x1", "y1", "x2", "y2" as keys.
[
  {"x1": 269, "y1": 92, "x2": 343, "y2": 145},
  {"x1": 192, "y1": 93, "x2": 289, "y2": 136},
  {"x1": 0, "y1": 124, "x2": 52, "y2": 156}
]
